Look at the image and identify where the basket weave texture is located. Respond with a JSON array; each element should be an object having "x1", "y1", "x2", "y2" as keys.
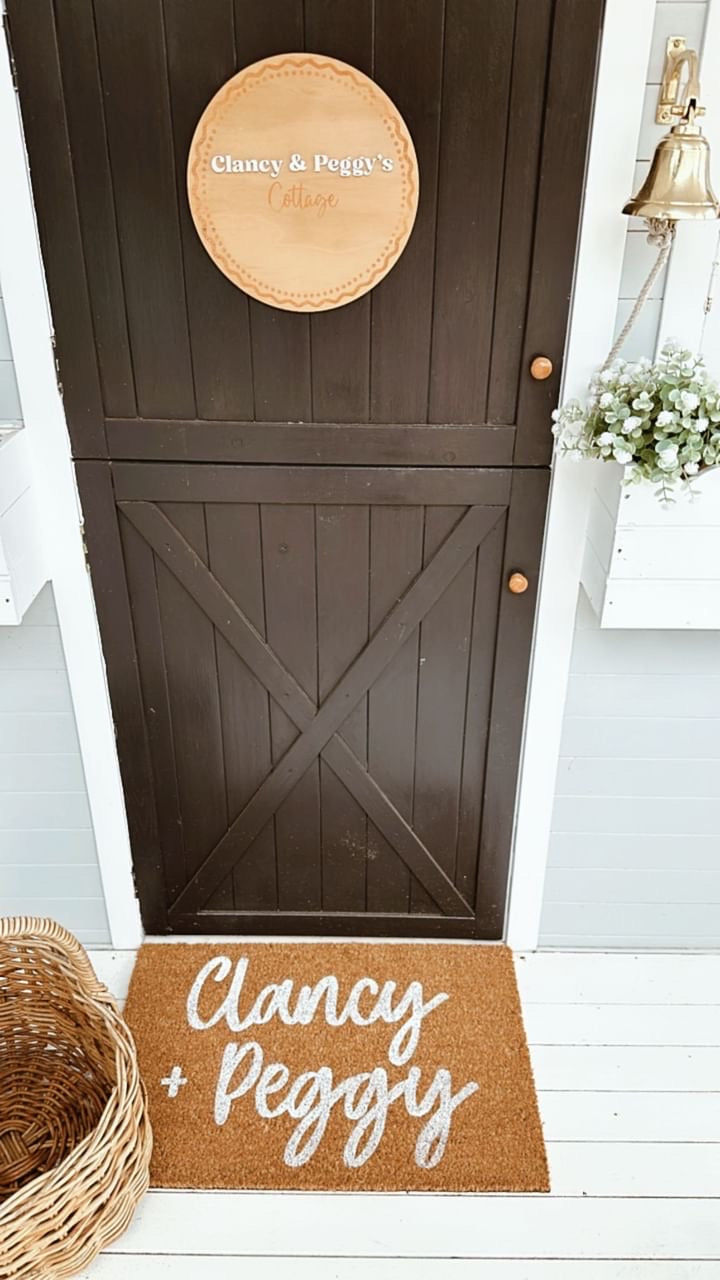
[{"x1": 0, "y1": 917, "x2": 152, "y2": 1279}]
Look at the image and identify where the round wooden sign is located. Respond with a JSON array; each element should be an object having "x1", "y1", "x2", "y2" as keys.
[{"x1": 187, "y1": 54, "x2": 419, "y2": 312}]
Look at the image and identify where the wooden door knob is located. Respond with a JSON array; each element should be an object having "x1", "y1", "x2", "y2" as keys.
[
  {"x1": 508, "y1": 572, "x2": 529, "y2": 594},
  {"x1": 530, "y1": 355, "x2": 553, "y2": 380}
]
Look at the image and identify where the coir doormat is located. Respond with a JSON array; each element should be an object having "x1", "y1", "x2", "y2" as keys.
[{"x1": 124, "y1": 942, "x2": 548, "y2": 1192}]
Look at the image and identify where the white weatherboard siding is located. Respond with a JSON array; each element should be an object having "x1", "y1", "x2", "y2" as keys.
[
  {"x1": 540, "y1": 591, "x2": 720, "y2": 948},
  {"x1": 0, "y1": 583, "x2": 110, "y2": 943},
  {"x1": 538, "y1": 0, "x2": 720, "y2": 949},
  {"x1": 0, "y1": 290, "x2": 21, "y2": 421}
]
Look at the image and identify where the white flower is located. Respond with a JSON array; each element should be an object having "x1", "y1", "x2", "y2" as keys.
[{"x1": 552, "y1": 341, "x2": 720, "y2": 498}]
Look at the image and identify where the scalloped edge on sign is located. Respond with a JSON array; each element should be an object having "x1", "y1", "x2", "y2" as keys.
[{"x1": 187, "y1": 54, "x2": 419, "y2": 312}]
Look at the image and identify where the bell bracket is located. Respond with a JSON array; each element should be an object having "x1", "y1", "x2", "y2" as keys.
[{"x1": 656, "y1": 36, "x2": 705, "y2": 125}]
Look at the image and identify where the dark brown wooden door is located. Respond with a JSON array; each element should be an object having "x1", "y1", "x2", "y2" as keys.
[{"x1": 7, "y1": 0, "x2": 603, "y2": 936}]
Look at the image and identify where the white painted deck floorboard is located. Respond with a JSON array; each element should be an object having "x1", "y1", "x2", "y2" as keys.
[{"x1": 79, "y1": 948, "x2": 720, "y2": 1279}]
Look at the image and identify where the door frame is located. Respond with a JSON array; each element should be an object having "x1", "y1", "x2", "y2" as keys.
[
  {"x1": 505, "y1": 0, "x2": 658, "y2": 947},
  {"x1": 0, "y1": 0, "x2": 654, "y2": 948}
]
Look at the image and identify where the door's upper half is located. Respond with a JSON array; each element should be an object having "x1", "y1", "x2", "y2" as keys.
[{"x1": 7, "y1": 0, "x2": 603, "y2": 465}]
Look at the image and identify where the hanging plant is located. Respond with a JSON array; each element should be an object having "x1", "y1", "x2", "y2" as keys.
[{"x1": 552, "y1": 342, "x2": 720, "y2": 499}]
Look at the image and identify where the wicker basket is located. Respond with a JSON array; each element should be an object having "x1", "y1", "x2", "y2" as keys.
[{"x1": 0, "y1": 917, "x2": 152, "y2": 1280}]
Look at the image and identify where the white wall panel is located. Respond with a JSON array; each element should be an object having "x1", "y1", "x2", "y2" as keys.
[
  {"x1": 0, "y1": 357, "x2": 21, "y2": 421},
  {"x1": 564, "y1": 671, "x2": 720, "y2": 718},
  {"x1": 541, "y1": 587, "x2": 720, "y2": 947},
  {"x1": 560, "y1": 713, "x2": 720, "y2": 757},
  {"x1": 0, "y1": 582, "x2": 109, "y2": 943}
]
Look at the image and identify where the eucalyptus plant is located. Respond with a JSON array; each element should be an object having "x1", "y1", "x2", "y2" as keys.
[{"x1": 552, "y1": 342, "x2": 720, "y2": 499}]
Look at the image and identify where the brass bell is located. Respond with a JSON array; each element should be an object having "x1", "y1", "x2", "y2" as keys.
[
  {"x1": 624, "y1": 38, "x2": 719, "y2": 222},
  {"x1": 623, "y1": 111, "x2": 720, "y2": 221}
]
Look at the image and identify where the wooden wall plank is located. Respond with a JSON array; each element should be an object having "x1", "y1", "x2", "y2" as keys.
[
  {"x1": 370, "y1": 0, "x2": 446, "y2": 424},
  {"x1": 112, "y1": 465, "x2": 512, "y2": 506},
  {"x1": 6, "y1": 0, "x2": 106, "y2": 455},
  {"x1": 305, "y1": 0, "x2": 373, "y2": 424},
  {"x1": 412, "y1": 507, "x2": 475, "y2": 912},
  {"x1": 261, "y1": 504, "x2": 322, "y2": 911},
  {"x1": 206, "y1": 504, "x2": 278, "y2": 911},
  {"x1": 366, "y1": 506, "x2": 424, "y2": 913},
  {"x1": 52, "y1": 0, "x2": 136, "y2": 418},
  {"x1": 486, "y1": 0, "x2": 554, "y2": 424},
  {"x1": 455, "y1": 517, "x2": 505, "y2": 901},
  {"x1": 74, "y1": 462, "x2": 164, "y2": 927},
  {"x1": 316, "y1": 505, "x2": 369, "y2": 911},
  {"x1": 514, "y1": 0, "x2": 606, "y2": 463},
  {"x1": 92, "y1": 0, "x2": 195, "y2": 418},
  {"x1": 105, "y1": 421, "x2": 516, "y2": 466},
  {"x1": 163, "y1": 0, "x2": 254, "y2": 421},
  {"x1": 154, "y1": 503, "x2": 230, "y2": 905},
  {"x1": 119, "y1": 514, "x2": 185, "y2": 902},
  {"x1": 428, "y1": 0, "x2": 516, "y2": 424},
  {"x1": 476, "y1": 468, "x2": 549, "y2": 936},
  {"x1": 232, "y1": 0, "x2": 311, "y2": 422}
]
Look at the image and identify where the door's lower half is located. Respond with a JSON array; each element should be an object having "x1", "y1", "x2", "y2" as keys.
[{"x1": 77, "y1": 462, "x2": 548, "y2": 939}]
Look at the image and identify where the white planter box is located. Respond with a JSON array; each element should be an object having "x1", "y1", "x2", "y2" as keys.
[
  {"x1": 0, "y1": 426, "x2": 45, "y2": 623},
  {"x1": 582, "y1": 460, "x2": 720, "y2": 629}
]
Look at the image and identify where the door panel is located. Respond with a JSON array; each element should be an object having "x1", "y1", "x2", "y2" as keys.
[
  {"x1": 8, "y1": 0, "x2": 602, "y2": 937},
  {"x1": 7, "y1": 0, "x2": 603, "y2": 465},
  {"x1": 77, "y1": 464, "x2": 546, "y2": 937}
]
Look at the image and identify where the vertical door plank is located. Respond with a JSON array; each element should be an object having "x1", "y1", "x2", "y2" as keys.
[
  {"x1": 233, "y1": 0, "x2": 311, "y2": 423},
  {"x1": 233, "y1": 0, "x2": 304, "y2": 56},
  {"x1": 205, "y1": 504, "x2": 278, "y2": 911},
  {"x1": 477, "y1": 469, "x2": 549, "y2": 936},
  {"x1": 316, "y1": 506, "x2": 369, "y2": 912},
  {"x1": 119, "y1": 515, "x2": 184, "y2": 901},
  {"x1": 366, "y1": 506, "x2": 424, "y2": 914},
  {"x1": 304, "y1": 0, "x2": 373, "y2": 424},
  {"x1": 52, "y1": 0, "x2": 136, "y2": 418},
  {"x1": 428, "y1": 0, "x2": 516, "y2": 424},
  {"x1": 261, "y1": 504, "x2": 322, "y2": 911},
  {"x1": 486, "y1": 0, "x2": 554, "y2": 425},
  {"x1": 163, "y1": 0, "x2": 255, "y2": 421},
  {"x1": 514, "y1": 0, "x2": 605, "y2": 463},
  {"x1": 411, "y1": 506, "x2": 475, "y2": 913},
  {"x1": 371, "y1": 0, "x2": 445, "y2": 424},
  {"x1": 455, "y1": 516, "x2": 505, "y2": 903},
  {"x1": 92, "y1": 0, "x2": 195, "y2": 418},
  {"x1": 6, "y1": 1, "x2": 106, "y2": 455},
  {"x1": 74, "y1": 464, "x2": 164, "y2": 927},
  {"x1": 154, "y1": 503, "x2": 230, "y2": 906}
]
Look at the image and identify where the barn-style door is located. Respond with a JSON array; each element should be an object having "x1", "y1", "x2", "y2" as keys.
[{"x1": 7, "y1": 0, "x2": 603, "y2": 936}]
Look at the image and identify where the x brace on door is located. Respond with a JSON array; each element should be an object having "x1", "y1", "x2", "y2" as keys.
[{"x1": 120, "y1": 502, "x2": 504, "y2": 920}]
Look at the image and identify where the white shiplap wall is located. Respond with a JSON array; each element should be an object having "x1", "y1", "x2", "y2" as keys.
[
  {"x1": 0, "y1": 287, "x2": 21, "y2": 421},
  {"x1": 539, "y1": 0, "x2": 719, "y2": 948},
  {"x1": 1, "y1": 248, "x2": 110, "y2": 941},
  {"x1": 540, "y1": 590, "x2": 720, "y2": 947},
  {"x1": 0, "y1": 583, "x2": 110, "y2": 943}
]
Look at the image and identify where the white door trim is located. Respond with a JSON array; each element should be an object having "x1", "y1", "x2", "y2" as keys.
[
  {"x1": 505, "y1": 0, "x2": 658, "y2": 949},
  {"x1": 0, "y1": 20, "x2": 143, "y2": 948}
]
